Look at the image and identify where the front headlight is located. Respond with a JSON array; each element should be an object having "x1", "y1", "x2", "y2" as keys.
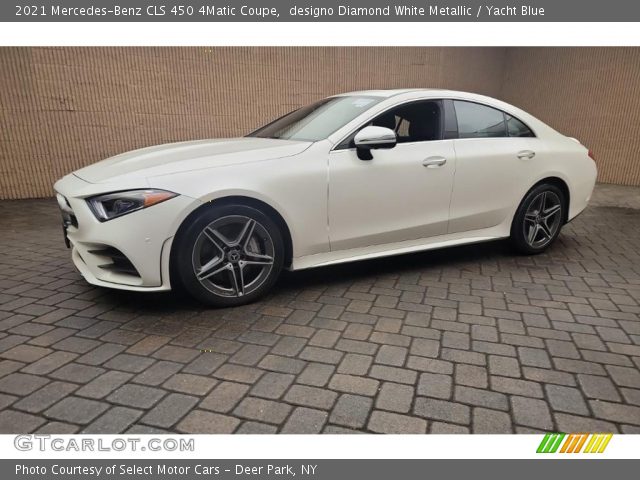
[{"x1": 87, "y1": 189, "x2": 177, "y2": 222}]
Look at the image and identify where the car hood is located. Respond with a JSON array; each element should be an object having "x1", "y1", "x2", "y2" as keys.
[{"x1": 74, "y1": 137, "x2": 312, "y2": 183}]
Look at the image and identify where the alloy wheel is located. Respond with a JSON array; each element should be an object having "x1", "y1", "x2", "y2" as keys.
[
  {"x1": 191, "y1": 215, "x2": 275, "y2": 297},
  {"x1": 523, "y1": 190, "x2": 563, "y2": 248}
]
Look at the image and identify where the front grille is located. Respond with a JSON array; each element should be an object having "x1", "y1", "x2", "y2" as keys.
[{"x1": 88, "y1": 246, "x2": 141, "y2": 277}]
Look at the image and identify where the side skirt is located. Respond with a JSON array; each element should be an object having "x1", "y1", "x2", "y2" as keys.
[{"x1": 290, "y1": 224, "x2": 511, "y2": 271}]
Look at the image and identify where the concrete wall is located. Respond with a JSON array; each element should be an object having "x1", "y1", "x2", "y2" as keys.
[{"x1": 1, "y1": 47, "x2": 638, "y2": 199}]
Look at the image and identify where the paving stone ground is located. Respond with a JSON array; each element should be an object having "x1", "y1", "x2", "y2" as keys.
[{"x1": 1, "y1": 184, "x2": 639, "y2": 434}]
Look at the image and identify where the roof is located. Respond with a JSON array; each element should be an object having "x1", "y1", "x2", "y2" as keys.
[{"x1": 334, "y1": 88, "x2": 483, "y2": 98}]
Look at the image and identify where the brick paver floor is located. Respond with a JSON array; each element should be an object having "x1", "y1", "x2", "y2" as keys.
[{"x1": 1, "y1": 185, "x2": 639, "y2": 434}]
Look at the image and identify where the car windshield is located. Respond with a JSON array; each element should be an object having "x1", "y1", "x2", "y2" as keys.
[{"x1": 248, "y1": 96, "x2": 383, "y2": 142}]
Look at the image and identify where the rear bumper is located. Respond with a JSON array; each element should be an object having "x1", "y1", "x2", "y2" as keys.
[
  {"x1": 54, "y1": 174, "x2": 199, "y2": 291},
  {"x1": 567, "y1": 159, "x2": 597, "y2": 222}
]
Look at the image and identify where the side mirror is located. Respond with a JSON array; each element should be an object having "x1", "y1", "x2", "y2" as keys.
[{"x1": 354, "y1": 126, "x2": 397, "y2": 160}]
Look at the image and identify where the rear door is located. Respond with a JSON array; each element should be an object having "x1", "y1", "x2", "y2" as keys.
[{"x1": 447, "y1": 99, "x2": 538, "y2": 233}]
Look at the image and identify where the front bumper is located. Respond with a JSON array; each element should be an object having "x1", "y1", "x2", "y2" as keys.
[{"x1": 54, "y1": 174, "x2": 199, "y2": 291}]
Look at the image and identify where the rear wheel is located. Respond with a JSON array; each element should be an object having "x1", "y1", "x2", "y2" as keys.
[
  {"x1": 511, "y1": 183, "x2": 566, "y2": 255},
  {"x1": 173, "y1": 204, "x2": 284, "y2": 307}
]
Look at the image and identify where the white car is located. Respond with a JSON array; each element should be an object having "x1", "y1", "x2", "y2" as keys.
[{"x1": 54, "y1": 89, "x2": 597, "y2": 306}]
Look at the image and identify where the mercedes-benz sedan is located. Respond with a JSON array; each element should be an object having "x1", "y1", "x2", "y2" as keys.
[{"x1": 54, "y1": 89, "x2": 597, "y2": 306}]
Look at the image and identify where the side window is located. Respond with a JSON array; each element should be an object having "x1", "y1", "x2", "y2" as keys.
[
  {"x1": 506, "y1": 114, "x2": 535, "y2": 137},
  {"x1": 337, "y1": 100, "x2": 443, "y2": 149},
  {"x1": 454, "y1": 101, "x2": 507, "y2": 138},
  {"x1": 389, "y1": 101, "x2": 442, "y2": 144}
]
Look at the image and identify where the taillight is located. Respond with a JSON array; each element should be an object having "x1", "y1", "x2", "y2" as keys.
[{"x1": 588, "y1": 149, "x2": 596, "y2": 161}]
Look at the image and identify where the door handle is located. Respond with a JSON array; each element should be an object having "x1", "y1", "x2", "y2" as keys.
[
  {"x1": 517, "y1": 150, "x2": 536, "y2": 160},
  {"x1": 422, "y1": 156, "x2": 447, "y2": 168}
]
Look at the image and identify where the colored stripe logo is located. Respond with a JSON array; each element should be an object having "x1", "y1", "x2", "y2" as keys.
[{"x1": 537, "y1": 433, "x2": 613, "y2": 454}]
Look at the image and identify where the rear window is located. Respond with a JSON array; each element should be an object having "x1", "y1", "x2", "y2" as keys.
[{"x1": 506, "y1": 114, "x2": 535, "y2": 137}]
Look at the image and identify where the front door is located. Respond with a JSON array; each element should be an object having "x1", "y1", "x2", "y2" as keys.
[{"x1": 328, "y1": 100, "x2": 456, "y2": 251}]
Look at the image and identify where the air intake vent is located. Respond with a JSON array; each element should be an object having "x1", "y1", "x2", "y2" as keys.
[{"x1": 88, "y1": 246, "x2": 140, "y2": 277}]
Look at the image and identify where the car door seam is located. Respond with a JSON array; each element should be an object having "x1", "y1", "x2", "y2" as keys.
[{"x1": 446, "y1": 140, "x2": 459, "y2": 234}]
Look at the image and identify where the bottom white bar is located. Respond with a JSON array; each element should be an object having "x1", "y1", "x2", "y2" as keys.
[
  {"x1": 1, "y1": 434, "x2": 638, "y2": 460},
  {"x1": 1, "y1": 22, "x2": 640, "y2": 46}
]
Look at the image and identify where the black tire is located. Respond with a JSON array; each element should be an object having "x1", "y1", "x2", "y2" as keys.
[
  {"x1": 172, "y1": 204, "x2": 284, "y2": 307},
  {"x1": 510, "y1": 183, "x2": 566, "y2": 255}
]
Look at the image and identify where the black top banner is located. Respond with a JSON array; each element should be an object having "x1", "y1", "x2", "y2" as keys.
[{"x1": 4, "y1": 0, "x2": 640, "y2": 22}]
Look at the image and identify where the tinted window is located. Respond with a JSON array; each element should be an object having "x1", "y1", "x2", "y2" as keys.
[
  {"x1": 389, "y1": 101, "x2": 442, "y2": 144},
  {"x1": 248, "y1": 96, "x2": 383, "y2": 142},
  {"x1": 338, "y1": 100, "x2": 442, "y2": 148},
  {"x1": 454, "y1": 101, "x2": 507, "y2": 138},
  {"x1": 506, "y1": 114, "x2": 535, "y2": 137}
]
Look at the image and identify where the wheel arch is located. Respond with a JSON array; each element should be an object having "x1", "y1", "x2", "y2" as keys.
[
  {"x1": 525, "y1": 176, "x2": 571, "y2": 224},
  {"x1": 171, "y1": 195, "x2": 294, "y2": 271}
]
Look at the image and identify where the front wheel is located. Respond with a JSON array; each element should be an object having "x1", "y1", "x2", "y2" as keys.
[
  {"x1": 510, "y1": 183, "x2": 566, "y2": 255},
  {"x1": 172, "y1": 204, "x2": 284, "y2": 307}
]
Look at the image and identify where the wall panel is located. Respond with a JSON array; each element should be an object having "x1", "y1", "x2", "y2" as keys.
[{"x1": 3, "y1": 47, "x2": 639, "y2": 199}]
